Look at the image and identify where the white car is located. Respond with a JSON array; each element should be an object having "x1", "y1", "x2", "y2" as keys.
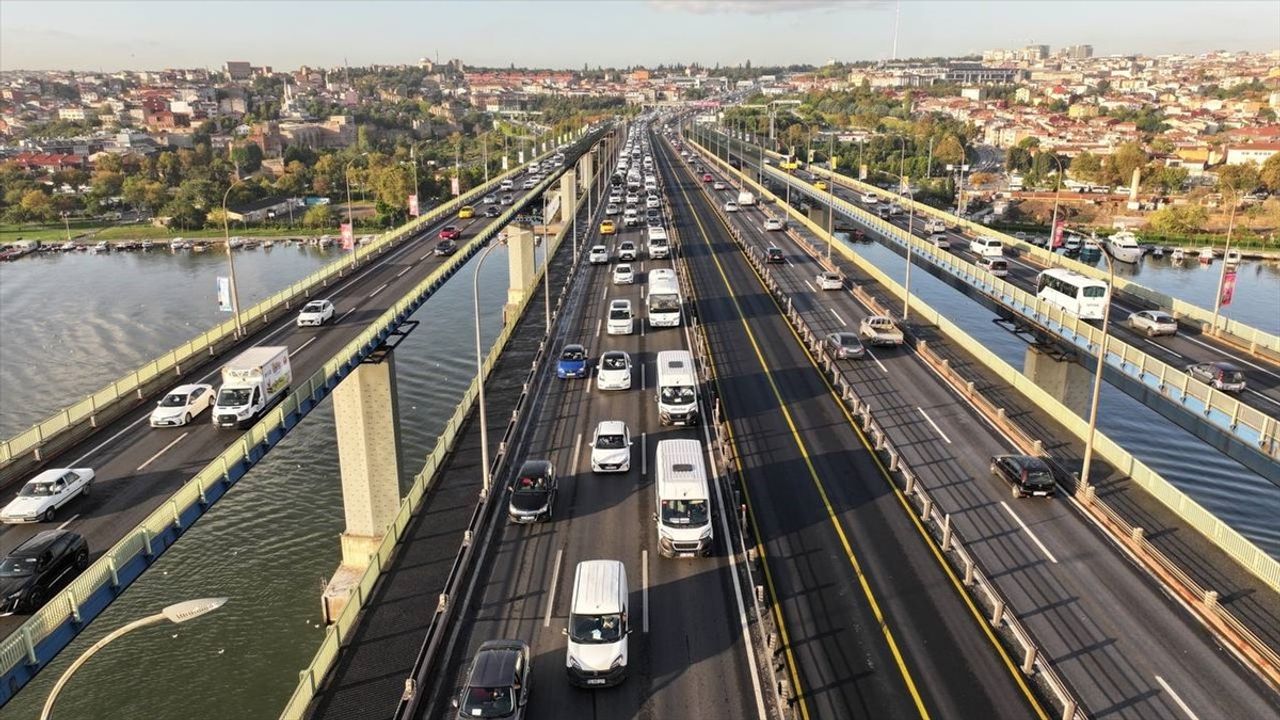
[
  {"x1": 607, "y1": 299, "x2": 635, "y2": 335},
  {"x1": 928, "y1": 233, "x2": 951, "y2": 250},
  {"x1": 613, "y1": 263, "x2": 635, "y2": 285},
  {"x1": 523, "y1": 179, "x2": 537, "y2": 189},
  {"x1": 589, "y1": 420, "x2": 632, "y2": 473},
  {"x1": 608, "y1": 193, "x2": 623, "y2": 205},
  {"x1": 605, "y1": 203, "x2": 620, "y2": 216},
  {"x1": 724, "y1": 201, "x2": 740, "y2": 213},
  {"x1": 888, "y1": 203, "x2": 903, "y2": 216},
  {"x1": 764, "y1": 217, "x2": 784, "y2": 231},
  {"x1": 150, "y1": 383, "x2": 215, "y2": 427},
  {"x1": 817, "y1": 271, "x2": 843, "y2": 291},
  {"x1": 296, "y1": 299, "x2": 336, "y2": 327},
  {"x1": 924, "y1": 218, "x2": 947, "y2": 234},
  {"x1": 861, "y1": 192, "x2": 879, "y2": 204},
  {"x1": 618, "y1": 240, "x2": 638, "y2": 261},
  {"x1": 713, "y1": 181, "x2": 727, "y2": 191},
  {"x1": 1, "y1": 468, "x2": 94, "y2": 524},
  {"x1": 646, "y1": 195, "x2": 661, "y2": 209},
  {"x1": 589, "y1": 245, "x2": 609, "y2": 264},
  {"x1": 596, "y1": 351, "x2": 633, "y2": 391},
  {"x1": 1128, "y1": 310, "x2": 1178, "y2": 337},
  {"x1": 625, "y1": 193, "x2": 640, "y2": 205}
]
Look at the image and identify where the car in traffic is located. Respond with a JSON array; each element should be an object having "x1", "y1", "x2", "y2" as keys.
[
  {"x1": 613, "y1": 263, "x2": 635, "y2": 285},
  {"x1": 450, "y1": 639, "x2": 531, "y2": 720},
  {"x1": 765, "y1": 246, "x2": 785, "y2": 264},
  {"x1": 605, "y1": 203, "x2": 620, "y2": 216},
  {"x1": 861, "y1": 192, "x2": 879, "y2": 204},
  {"x1": 723, "y1": 201, "x2": 739, "y2": 213},
  {"x1": 295, "y1": 299, "x2": 336, "y2": 327},
  {"x1": 508, "y1": 460, "x2": 557, "y2": 523},
  {"x1": 439, "y1": 226, "x2": 462, "y2": 241},
  {"x1": 712, "y1": 181, "x2": 726, "y2": 190},
  {"x1": 764, "y1": 217, "x2": 784, "y2": 231},
  {"x1": 646, "y1": 195, "x2": 661, "y2": 209},
  {"x1": 824, "y1": 332, "x2": 865, "y2": 360},
  {"x1": 484, "y1": 205, "x2": 501, "y2": 218},
  {"x1": 150, "y1": 383, "x2": 215, "y2": 427},
  {"x1": 618, "y1": 240, "x2": 638, "y2": 262},
  {"x1": 928, "y1": 233, "x2": 951, "y2": 250},
  {"x1": 1185, "y1": 361, "x2": 1247, "y2": 393},
  {"x1": 990, "y1": 455, "x2": 1057, "y2": 498},
  {"x1": 607, "y1": 299, "x2": 635, "y2": 335},
  {"x1": 595, "y1": 351, "x2": 632, "y2": 391},
  {"x1": 589, "y1": 245, "x2": 609, "y2": 264},
  {"x1": 817, "y1": 271, "x2": 843, "y2": 291},
  {"x1": 458, "y1": 205, "x2": 475, "y2": 219},
  {"x1": 1, "y1": 468, "x2": 94, "y2": 524},
  {"x1": 590, "y1": 421, "x2": 632, "y2": 473},
  {"x1": 814, "y1": 180, "x2": 828, "y2": 191},
  {"x1": 557, "y1": 344, "x2": 589, "y2": 379},
  {"x1": 1127, "y1": 310, "x2": 1178, "y2": 337},
  {"x1": 500, "y1": 194, "x2": 513, "y2": 205},
  {"x1": 600, "y1": 220, "x2": 616, "y2": 235},
  {"x1": 0, "y1": 530, "x2": 90, "y2": 614},
  {"x1": 701, "y1": 173, "x2": 713, "y2": 182}
]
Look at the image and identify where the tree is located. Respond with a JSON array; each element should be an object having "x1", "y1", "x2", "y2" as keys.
[
  {"x1": 230, "y1": 143, "x2": 263, "y2": 173},
  {"x1": 90, "y1": 170, "x2": 124, "y2": 198},
  {"x1": 1112, "y1": 142, "x2": 1148, "y2": 186},
  {"x1": 1070, "y1": 151, "x2": 1103, "y2": 183},
  {"x1": 933, "y1": 135, "x2": 965, "y2": 167},
  {"x1": 161, "y1": 198, "x2": 207, "y2": 229},
  {"x1": 303, "y1": 204, "x2": 335, "y2": 228},
  {"x1": 1146, "y1": 166, "x2": 1189, "y2": 193},
  {"x1": 1149, "y1": 204, "x2": 1207, "y2": 234},
  {"x1": 1218, "y1": 161, "x2": 1261, "y2": 194},
  {"x1": 19, "y1": 189, "x2": 54, "y2": 221},
  {"x1": 1260, "y1": 153, "x2": 1280, "y2": 192}
]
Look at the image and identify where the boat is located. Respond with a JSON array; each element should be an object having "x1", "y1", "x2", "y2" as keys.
[
  {"x1": 140, "y1": 241, "x2": 153, "y2": 251},
  {"x1": 169, "y1": 238, "x2": 190, "y2": 250},
  {"x1": 1103, "y1": 230, "x2": 1144, "y2": 264},
  {"x1": 1151, "y1": 245, "x2": 1164, "y2": 258},
  {"x1": 263, "y1": 240, "x2": 275, "y2": 249},
  {"x1": 1170, "y1": 247, "x2": 1186, "y2": 265},
  {"x1": 317, "y1": 235, "x2": 334, "y2": 248},
  {"x1": 60, "y1": 241, "x2": 77, "y2": 252},
  {"x1": 93, "y1": 241, "x2": 109, "y2": 253},
  {"x1": 1198, "y1": 246, "x2": 1214, "y2": 264},
  {"x1": 1080, "y1": 235, "x2": 1102, "y2": 262},
  {"x1": 228, "y1": 236, "x2": 245, "y2": 249},
  {"x1": 192, "y1": 242, "x2": 208, "y2": 253},
  {"x1": 1224, "y1": 248, "x2": 1242, "y2": 267}
]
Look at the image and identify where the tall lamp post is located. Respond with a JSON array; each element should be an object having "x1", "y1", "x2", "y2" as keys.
[
  {"x1": 59, "y1": 211, "x2": 71, "y2": 243},
  {"x1": 220, "y1": 178, "x2": 247, "y2": 337},
  {"x1": 41, "y1": 598, "x2": 228, "y2": 720},
  {"x1": 1040, "y1": 150, "x2": 1065, "y2": 249},
  {"x1": 884, "y1": 170, "x2": 916, "y2": 320},
  {"x1": 1210, "y1": 188, "x2": 1240, "y2": 336},
  {"x1": 825, "y1": 132, "x2": 836, "y2": 262},
  {"x1": 344, "y1": 155, "x2": 368, "y2": 267},
  {"x1": 472, "y1": 238, "x2": 505, "y2": 501},
  {"x1": 947, "y1": 161, "x2": 971, "y2": 218},
  {"x1": 1079, "y1": 250, "x2": 1115, "y2": 493}
]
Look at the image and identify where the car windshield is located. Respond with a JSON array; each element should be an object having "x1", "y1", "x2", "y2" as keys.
[
  {"x1": 159, "y1": 392, "x2": 189, "y2": 408},
  {"x1": 514, "y1": 474, "x2": 548, "y2": 493},
  {"x1": 304, "y1": 302, "x2": 325, "y2": 312},
  {"x1": 602, "y1": 355, "x2": 627, "y2": 370},
  {"x1": 596, "y1": 433, "x2": 626, "y2": 450},
  {"x1": 660, "y1": 384, "x2": 695, "y2": 405},
  {"x1": 1026, "y1": 469, "x2": 1055, "y2": 488},
  {"x1": 649, "y1": 294, "x2": 680, "y2": 311},
  {"x1": 609, "y1": 308, "x2": 630, "y2": 320},
  {"x1": 569, "y1": 612, "x2": 624, "y2": 644},
  {"x1": 218, "y1": 387, "x2": 252, "y2": 407},
  {"x1": 19, "y1": 481, "x2": 57, "y2": 497},
  {"x1": 0, "y1": 557, "x2": 38, "y2": 577},
  {"x1": 661, "y1": 498, "x2": 709, "y2": 526},
  {"x1": 461, "y1": 685, "x2": 514, "y2": 718},
  {"x1": 561, "y1": 348, "x2": 585, "y2": 362},
  {"x1": 836, "y1": 333, "x2": 860, "y2": 348}
]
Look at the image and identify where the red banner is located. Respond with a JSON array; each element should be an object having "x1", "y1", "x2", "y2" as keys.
[
  {"x1": 408, "y1": 194, "x2": 420, "y2": 217},
  {"x1": 1221, "y1": 269, "x2": 1237, "y2": 307},
  {"x1": 340, "y1": 222, "x2": 354, "y2": 251},
  {"x1": 1051, "y1": 218, "x2": 1065, "y2": 248}
]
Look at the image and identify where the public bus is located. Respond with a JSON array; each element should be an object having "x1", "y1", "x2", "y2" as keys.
[
  {"x1": 646, "y1": 269, "x2": 682, "y2": 327},
  {"x1": 1035, "y1": 268, "x2": 1109, "y2": 320}
]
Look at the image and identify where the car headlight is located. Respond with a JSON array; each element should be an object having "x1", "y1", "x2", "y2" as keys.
[
  {"x1": 610, "y1": 654, "x2": 625, "y2": 669},
  {"x1": 700, "y1": 526, "x2": 714, "y2": 540},
  {"x1": 568, "y1": 656, "x2": 582, "y2": 670}
]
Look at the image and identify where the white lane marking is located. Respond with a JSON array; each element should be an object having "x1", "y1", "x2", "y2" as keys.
[
  {"x1": 803, "y1": 280, "x2": 816, "y2": 293},
  {"x1": 419, "y1": 252, "x2": 432, "y2": 261},
  {"x1": 395, "y1": 266, "x2": 410, "y2": 278},
  {"x1": 543, "y1": 548, "x2": 564, "y2": 628},
  {"x1": 570, "y1": 432, "x2": 583, "y2": 474},
  {"x1": 865, "y1": 348, "x2": 888, "y2": 373},
  {"x1": 829, "y1": 308, "x2": 848, "y2": 326},
  {"x1": 1154, "y1": 675, "x2": 1201, "y2": 720},
  {"x1": 641, "y1": 432, "x2": 647, "y2": 476},
  {"x1": 999, "y1": 501, "x2": 1059, "y2": 564},
  {"x1": 71, "y1": 414, "x2": 151, "y2": 466},
  {"x1": 602, "y1": 285, "x2": 608, "y2": 301},
  {"x1": 642, "y1": 549, "x2": 650, "y2": 633},
  {"x1": 1143, "y1": 338, "x2": 1183, "y2": 359},
  {"x1": 917, "y1": 407, "x2": 952, "y2": 444},
  {"x1": 136, "y1": 432, "x2": 189, "y2": 472},
  {"x1": 289, "y1": 337, "x2": 317, "y2": 357},
  {"x1": 57, "y1": 514, "x2": 80, "y2": 530},
  {"x1": 338, "y1": 307, "x2": 356, "y2": 323},
  {"x1": 585, "y1": 366, "x2": 593, "y2": 395},
  {"x1": 368, "y1": 282, "x2": 390, "y2": 298},
  {"x1": 1247, "y1": 389, "x2": 1280, "y2": 408},
  {"x1": 1182, "y1": 334, "x2": 1280, "y2": 381},
  {"x1": 595, "y1": 318, "x2": 602, "y2": 338},
  {"x1": 640, "y1": 363, "x2": 645, "y2": 391}
]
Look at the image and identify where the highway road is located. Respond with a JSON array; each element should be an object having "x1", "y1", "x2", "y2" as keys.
[
  {"x1": 658, "y1": 132, "x2": 1045, "y2": 719},
  {"x1": 681, "y1": 139, "x2": 1280, "y2": 719},
  {"x1": 422, "y1": 127, "x2": 765, "y2": 720},
  {"x1": 0, "y1": 148, "x2": 588, "y2": 634}
]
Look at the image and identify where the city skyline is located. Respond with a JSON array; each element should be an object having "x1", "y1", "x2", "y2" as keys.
[{"x1": 2, "y1": 0, "x2": 1278, "y2": 72}]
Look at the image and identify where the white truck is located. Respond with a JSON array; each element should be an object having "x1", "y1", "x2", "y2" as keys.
[
  {"x1": 212, "y1": 346, "x2": 292, "y2": 429},
  {"x1": 737, "y1": 190, "x2": 756, "y2": 207},
  {"x1": 859, "y1": 315, "x2": 905, "y2": 347}
]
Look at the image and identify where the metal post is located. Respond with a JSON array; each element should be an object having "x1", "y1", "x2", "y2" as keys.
[
  {"x1": 826, "y1": 133, "x2": 835, "y2": 262},
  {"x1": 473, "y1": 242, "x2": 502, "y2": 500},
  {"x1": 542, "y1": 193, "x2": 551, "y2": 330},
  {"x1": 220, "y1": 179, "x2": 245, "y2": 337},
  {"x1": 1210, "y1": 189, "x2": 1239, "y2": 336},
  {"x1": 1079, "y1": 252, "x2": 1114, "y2": 491}
]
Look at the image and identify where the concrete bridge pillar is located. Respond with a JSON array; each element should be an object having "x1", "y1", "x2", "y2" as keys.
[
  {"x1": 321, "y1": 352, "x2": 403, "y2": 623},
  {"x1": 579, "y1": 153, "x2": 594, "y2": 193},
  {"x1": 807, "y1": 205, "x2": 832, "y2": 230},
  {"x1": 1024, "y1": 345, "x2": 1091, "y2": 417},
  {"x1": 560, "y1": 170, "x2": 576, "y2": 223},
  {"x1": 505, "y1": 224, "x2": 536, "y2": 323}
]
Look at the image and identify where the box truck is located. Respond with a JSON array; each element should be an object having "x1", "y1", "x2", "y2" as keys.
[{"x1": 212, "y1": 346, "x2": 292, "y2": 429}]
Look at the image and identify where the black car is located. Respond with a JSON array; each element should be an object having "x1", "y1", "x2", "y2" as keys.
[
  {"x1": 452, "y1": 639, "x2": 531, "y2": 719},
  {"x1": 508, "y1": 460, "x2": 557, "y2": 523},
  {"x1": 0, "y1": 530, "x2": 89, "y2": 614},
  {"x1": 484, "y1": 205, "x2": 501, "y2": 218},
  {"x1": 435, "y1": 239, "x2": 458, "y2": 256},
  {"x1": 765, "y1": 246, "x2": 785, "y2": 264},
  {"x1": 990, "y1": 455, "x2": 1057, "y2": 498}
]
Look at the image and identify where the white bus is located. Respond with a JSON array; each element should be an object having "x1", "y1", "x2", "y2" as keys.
[
  {"x1": 646, "y1": 269, "x2": 682, "y2": 327},
  {"x1": 1036, "y1": 268, "x2": 1108, "y2": 320},
  {"x1": 655, "y1": 350, "x2": 698, "y2": 425}
]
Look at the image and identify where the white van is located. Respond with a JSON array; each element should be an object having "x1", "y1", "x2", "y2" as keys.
[
  {"x1": 970, "y1": 236, "x2": 1004, "y2": 258},
  {"x1": 655, "y1": 350, "x2": 698, "y2": 425},
  {"x1": 647, "y1": 226, "x2": 670, "y2": 259},
  {"x1": 500, "y1": 179, "x2": 514, "y2": 192},
  {"x1": 654, "y1": 439, "x2": 713, "y2": 557},
  {"x1": 565, "y1": 559, "x2": 630, "y2": 687},
  {"x1": 607, "y1": 299, "x2": 635, "y2": 335}
]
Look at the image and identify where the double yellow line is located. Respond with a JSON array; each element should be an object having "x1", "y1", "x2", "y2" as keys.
[{"x1": 666, "y1": 144, "x2": 1049, "y2": 720}]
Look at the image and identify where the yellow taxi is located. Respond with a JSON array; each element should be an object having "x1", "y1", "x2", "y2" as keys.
[
  {"x1": 458, "y1": 205, "x2": 475, "y2": 219},
  {"x1": 599, "y1": 219, "x2": 616, "y2": 235},
  {"x1": 814, "y1": 180, "x2": 828, "y2": 191}
]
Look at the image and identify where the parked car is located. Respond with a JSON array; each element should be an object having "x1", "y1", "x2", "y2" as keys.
[
  {"x1": 1127, "y1": 310, "x2": 1178, "y2": 337},
  {"x1": 557, "y1": 344, "x2": 589, "y2": 379},
  {"x1": 0, "y1": 530, "x2": 90, "y2": 614},
  {"x1": 824, "y1": 332, "x2": 866, "y2": 360},
  {"x1": 589, "y1": 245, "x2": 609, "y2": 264},
  {"x1": 1185, "y1": 361, "x2": 1247, "y2": 393},
  {"x1": 766, "y1": 246, "x2": 785, "y2": 264},
  {"x1": 613, "y1": 263, "x2": 635, "y2": 285},
  {"x1": 1, "y1": 469, "x2": 94, "y2": 524},
  {"x1": 990, "y1": 455, "x2": 1057, "y2": 498},
  {"x1": 817, "y1": 271, "x2": 843, "y2": 291},
  {"x1": 450, "y1": 639, "x2": 531, "y2": 720},
  {"x1": 435, "y1": 238, "x2": 458, "y2": 256},
  {"x1": 596, "y1": 351, "x2": 632, "y2": 391},
  {"x1": 150, "y1": 383, "x2": 215, "y2": 427},
  {"x1": 508, "y1": 460, "x2": 557, "y2": 523},
  {"x1": 590, "y1": 420, "x2": 632, "y2": 473},
  {"x1": 295, "y1": 299, "x2": 336, "y2": 327},
  {"x1": 764, "y1": 217, "x2": 784, "y2": 231},
  {"x1": 439, "y1": 226, "x2": 462, "y2": 241}
]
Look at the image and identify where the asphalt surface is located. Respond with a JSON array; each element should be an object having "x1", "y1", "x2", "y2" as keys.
[
  {"x1": 0, "y1": 155, "x2": 578, "y2": 635},
  {"x1": 683, "y1": 139, "x2": 1280, "y2": 719},
  {"x1": 419, "y1": 130, "x2": 764, "y2": 720},
  {"x1": 660, "y1": 134, "x2": 1044, "y2": 719}
]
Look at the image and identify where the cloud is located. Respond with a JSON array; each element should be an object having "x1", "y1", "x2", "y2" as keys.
[{"x1": 649, "y1": 0, "x2": 876, "y2": 16}]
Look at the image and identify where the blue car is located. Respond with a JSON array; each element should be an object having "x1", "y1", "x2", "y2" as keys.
[{"x1": 557, "y1": 344, "x2": 588, "y2": 379}]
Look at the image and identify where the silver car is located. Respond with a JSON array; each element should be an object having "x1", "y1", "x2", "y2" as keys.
[
  {"x1": 824, "y1": 332, "x2": 866, "y2": 360},
  {"x1": 1128, "y1": 310, "x2": 1178, "y2": 337}
]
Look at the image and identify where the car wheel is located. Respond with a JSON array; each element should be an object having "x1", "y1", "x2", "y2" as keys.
[
  {"x1": 25, "y1": 590, "x2": 44, "y2": 612},
  {"x1": 184, "y1": 413, "x2": 192, "y2": 425},
  {"x1": 1011, "y1": 485, "x2": 1023, "y2": 499},
  {"x1": 81, "y1": 482, "x2": 91, "y2": 497},
  {"x1": 1147, "y1": 327, "x2": 1156, "y2": 337},
  {"x1": 42, "y1": 508, "x2": 56, "y2": 523},
  {"x1": 74, "y1": 549, "x2": 89, "y2": 570}
]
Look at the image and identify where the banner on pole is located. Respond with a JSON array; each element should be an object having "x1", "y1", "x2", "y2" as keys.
[
  {"x1": 518, "y1": 150, "x2": 525, "y2": 164},
  {"x1": 1221, "y1": 269, "x2": 1237, "y2": 307},
  {"x1": 859, "y1": 164, "x2": 868, "y2": 180},
  {"x1": 502, "y1": 155, "x2": 510, "y2": 171},
  {"x1": 451, "y1": 177, "x2": 461, "y2": 197},
  {"x1": 217, "y1": 276, "x2": 232, "y2": 312},
  {"x1": 1051, "y1": 218, "x2": 1065, "y2": 248},
  {"x1": 340, "y1": 222, "x2": 354, "y2": 250},
  {"x1": 807, "y1": 149, "x2": 815, "y2": 164},
  {"x1": 408, "y1": 194, "x2": 420, "y2": 217}
]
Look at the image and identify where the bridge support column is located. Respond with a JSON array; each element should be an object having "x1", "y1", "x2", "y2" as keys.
[
  {"x1": 806, "y1": 205, "x2": 832, "y2": 231},
  {"x1": 504, "y1": 225, "x2": 536, "y2": 324},
  {"x1": 1024, "y1": 345, "x2": 1091, "y2": 418},
  {"x1": 559, "y1": 171, "x2": 576, "y2": 224},
  {"x1": 321, "y1": 351, "x2": 403, "y2": 624},
  {"x1": 578, "y1": 153, "x2": 594, "y2": 193}
]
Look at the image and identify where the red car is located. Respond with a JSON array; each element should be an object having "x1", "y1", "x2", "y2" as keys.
[
  {"x1": 438, "y1": 226, "x2": 461, "y2": 241},
  {"x1": 702, "y1": 173, "x2": 713, "y2": 182}
]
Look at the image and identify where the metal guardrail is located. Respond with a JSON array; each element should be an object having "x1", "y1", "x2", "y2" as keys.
[
  {"x1": 691, "y1": 139, "x2": 1280, "y2": 690},
  {"x1": 0, "y1": 132, "x2": 602, "y2": 706},
  {"x1": 740, "y1": 152, "x2": 1280, "y2": 468},
  {"x1": 708, "y1": 128, "x2": 1280, "y2": 358},
  {"x1": 0, "y1": 138, "x2": 575, "y2": 479},
  {"x1": 679, "y1": 151, "x2": 1085, "y2": 720}
]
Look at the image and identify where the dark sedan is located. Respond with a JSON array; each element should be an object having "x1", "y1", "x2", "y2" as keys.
[
  {"x1": 0, "y1": 530, "x2": 89, "y2": 614},
  {"x1": 508, "y1": 460, "x2": 557, "y2": 523}
]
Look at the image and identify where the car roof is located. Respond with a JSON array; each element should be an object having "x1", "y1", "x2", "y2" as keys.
[
  {"x1": 564, "y1": 343, "x2": 585, "y2": 352},
  {"x1": 468, "y1": 644, "x2": 523, "y2": 686},
  {"x1": 601, "y1": 350, "x2": 629, "y2": 360},
  {"x1": 518, "y1": 459, "x2": 553, "y2": 477},
  {"x1": 1210, "y1": 361, "x2": 1242, "y2": 371},
  {"x1": 168, "y1": 383, "x2": 211, "y2": 394},
  {"x1": 610, "y1": 299, "x2": 631, "y2": 307},
  {"x1": 28, "y1": 468, "x2": 82, "y2": 484},
  {"x1": 1000, "y1": 454, "x2": 1050, "y2": 472},
  {"x1": 9, "y1": 529, "x2": 82, "y2": 557},
  {"x1": 595, "y1": 420, "x2": 627, "y2": 435}
]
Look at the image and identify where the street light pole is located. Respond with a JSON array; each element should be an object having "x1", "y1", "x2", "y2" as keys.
[
  {"x1": 1079, "y1": 251, "x2": 1114, "y2": 493},
  {"x1": 542, "y1": 193, "x2": 551, "y2": 331},
  {"x1": 60, "y1": 211, "x2": 71, "y2": 243},
  {"x1": 220, "y1": 179, "x2": 246, "y2": 337},
  {"x1": 1211, "y1": 189, "x2": 1240, "y2": 336},
  {"x1": 885, "y1": 170, "x2": 915, "y2": 320},
  {"x1": 473, "y1": 240, "x2": 504, "y2": 501},
  {"x1": 41, "y1": 598, "x2": 227, "y2": 720},
  {"x1": 826, "y1": 132, "x2": 835, "y2": 262}
]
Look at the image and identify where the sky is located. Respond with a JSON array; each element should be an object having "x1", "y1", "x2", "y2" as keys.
[{"x1": 1, "y1": 0, "x2": 1277, "y2": 72}]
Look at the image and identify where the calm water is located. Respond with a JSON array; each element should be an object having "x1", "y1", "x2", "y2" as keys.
[{"x1": 0, "y1": 243, "x2": 524, "y2": 720}]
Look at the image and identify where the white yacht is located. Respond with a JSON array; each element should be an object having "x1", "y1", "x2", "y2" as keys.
[{"x1": 1103, "y1": 231, "x2": 1144, "y2": 264}]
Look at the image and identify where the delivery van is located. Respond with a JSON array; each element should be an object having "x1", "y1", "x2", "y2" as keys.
[
  {"x1": 654, "y1": 439, "x2": 713, "y2": 557},
  {"x1": 212, "y1": 346, "x2": 291, "y2": 429},
  {"x1": 564, "y1": 559, "x2": 630, "y2": 687}
]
